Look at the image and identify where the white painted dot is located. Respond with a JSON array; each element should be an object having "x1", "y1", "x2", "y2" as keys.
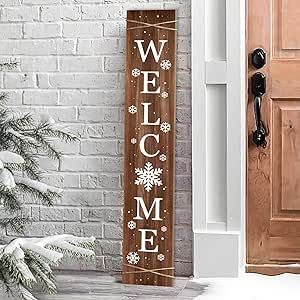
[
  {"x1": 157, "y1": 15, "x2": 160, "y2": 18},
  {"x1": 144, "y1": 30, "x2": 146, "y2": 33}
]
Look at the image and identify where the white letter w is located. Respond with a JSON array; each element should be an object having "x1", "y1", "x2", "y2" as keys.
[{"x1": 134, "y1": 40, "x2": 167, "y2": 63}]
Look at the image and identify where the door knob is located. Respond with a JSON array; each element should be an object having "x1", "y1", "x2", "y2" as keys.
[
  {"x1": 252, "y1": 72, "x2": 267, "y2": 147},
  {"x1": 251, "y1": 48, "x2": 266, "y2": 69}
]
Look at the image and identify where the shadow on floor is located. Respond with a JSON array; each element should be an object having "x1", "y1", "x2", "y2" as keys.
[{"x1": 1, "y1": 271, "x2": 209, "y2": 300}]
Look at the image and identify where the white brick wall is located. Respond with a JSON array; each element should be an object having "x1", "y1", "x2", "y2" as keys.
[{"x1": 0, "y1": 0, "x2": 192, "y2": 276}]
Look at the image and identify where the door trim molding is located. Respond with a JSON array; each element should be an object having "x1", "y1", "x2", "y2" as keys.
[{"x1": 192, "y1": 0, "x2": 246, "y2": 277}]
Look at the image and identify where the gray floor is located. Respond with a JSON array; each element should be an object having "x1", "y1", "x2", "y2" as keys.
[{"x1": 33, "y1": 271, "x2": 208, "y2": 299}]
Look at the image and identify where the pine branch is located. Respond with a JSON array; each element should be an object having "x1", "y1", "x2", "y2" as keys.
[
  {"x1": 17, "y1": 183, "x2": 60, "y2": 207},
  {"x1": 0, "y1": 92, "x2": 9, "y2": 107},
  {"x1": 0, "y1": 62, "x2": 18, "y2": 71},
  {"x1": 0, "y1": 217, "x2": 30, "y2": 235},
  {"x1": 0, "y1": 186, "x2": 22, "y2": 212},
  {"x1": 3, "y1": 112, "x2": 34, "y2": 131}
]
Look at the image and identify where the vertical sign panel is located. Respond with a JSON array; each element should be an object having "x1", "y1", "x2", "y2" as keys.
[{"x1": 123, "y1": 10, "x2": 176, "y2": 286}]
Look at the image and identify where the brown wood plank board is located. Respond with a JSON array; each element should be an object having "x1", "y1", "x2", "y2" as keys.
[{"x1": 122, "y1": 10, "x2": 176, "y2": 287}]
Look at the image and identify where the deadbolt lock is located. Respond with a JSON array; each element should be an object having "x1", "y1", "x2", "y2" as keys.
[{"x1": 251, "y1": 48, "x2": 266, "y2": 69}]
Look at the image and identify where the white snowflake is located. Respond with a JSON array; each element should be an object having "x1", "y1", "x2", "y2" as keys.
[
  {"x1": 131, "y1": 138, "x2": 137, "y2": 144},
  {"x1": 160, "y1": 122, "x2": 171, "y2": 133},
  {"x1": 159, "y1": 154, "x2": 167, "y2": 162},
  {"x1": 160, "y1": 59, "x2": 172, "y2": 70},
  {"x1": 135, "y1": 162, "x2": 163, "y2": 192},
  {"x1": 127, "y1": 220, "x2": 136, "y2": 230},
  {"x1": 126, "y1": 251, "x2": 140, "y2": 265},
  {"x1": 157, "y1": 254, "x2": 165, "y2": 261},
  {"x1": 128, "y1": 105, "x2": 137, "y2": 114},
  {"x1": 132, "y1": 68, "x2": 141, "y2": 77},
  {"x1": 161, "y1": 91, "x2": 168, "y2": 99},
  {"x1": 161, "y1": 226, "x2": 167, "y2": 232}
]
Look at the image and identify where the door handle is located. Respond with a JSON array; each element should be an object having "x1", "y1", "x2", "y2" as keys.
[{"x1": 252, "y1": 72, "x2": 267, "y2": 148}]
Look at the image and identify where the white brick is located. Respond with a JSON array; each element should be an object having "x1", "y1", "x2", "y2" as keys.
[
  {"x1": 104, "y1": 224, "x2": 122, "y2": 239},
  {"x1": 24, "y1": 23, "x2": 61, "y2": 38},
  {"x1": 60, "y1": 90, "x2": 123, "y2": 106},
  {"x1": 80, "y1": 140, "x2": 118, "y2": 155},
  {"x1": 81, "y1": 174, "x2": 120, "y2": 189},
  {"x1": 52, "y1": 139, "x2": 81, "y2": 154},
  {"x1": 104, "y1": 56, "x2": 124, "y2": 72},
  {"x1": 39, "y1": 156, "x2": 59, "y2": 171},
  {"x1": 37, "y1": 73, "x2": 50, "y2": 88},
  {"x1": 61, "y1": 156, "x2": 102, "y2": 172},
  {"x1": 1, "y1": 90, "x2": 22, "y2": 105},
  {"x1": 4, "y1": 73, "x2": 36, "y2": 88},
  {"x1": 77, "y1": 39, "x2": 118, "y2": 55},
  {"x1": 62, "y1": 190, "x2": 103, "y2": 207},
  {"x1": 0, "y1": 0, "x2": 21, "y2": 5},
  {"x1": 178, "y1": 18, "x2": 191, "y2": 36},
  {"x1": 23, "y1": 90, "x2": 58, "y2": 105},
  {"x1": 178, "y1": 37, "x2": 191, "y2": 53},
  {"x1": 22, "y1": 223, "x2": 64, "y2": 237},
  {"x1": 24, "y1": 0, "x2": 60, "y2": 4},
  {"x1": 2, "y1": 7, "x2": 39, "y2": 21},
  {"x1": 103, "y1": 22, "x2": 121, "y2": 37},
  {"x1": 0, "y1": 39, "x2": 75, "y2": 55},
  {"x1": 165, "y1": 1, "x2": 191, "y2": 18},
  {"x1": 177, "y1": 107, "x2": 192, "y2": 124},
  {"x1": 102, "y1": 157, "x2": 123, "y2": 172},
  {"x1": 41, "y1": 5, "x2": 81, "y2": 22},
  {"x1": 49, "y1": 73, "x2": 121, "y2": 89},
  {"x1": 103, "y1": 191, "x2": 123, "y2": 206},
  {"x1": 65, "y1": 222, "x2": 103, "y2": 238},
  {"x1": 63, "y1": 22, "x2": 102, "y2": 38},
  {"x1": 21, "y1": 56, "x2": 57, "y2": 72},
  {"x1": 59, "y1": 56, "x2": 103, "y2": 72},
  {"x1": 64, "y1": 0, "x2": 104, "y2": 2},
  {"x1": 40, "y1": 207, "x2": 81, "y2": 221},
  {"x1": 177, "y1": 72, "x2": 191, "y2": 88},
  {"x1": 0, "y1": 24, "x2": 22, "y2": 39},
  {"x1": 0, "y1": 0, "x2": 192, "y2": 276},
  {"x1": 78, "y1": 107, "x2": 119, "y2": 122},
  {"x1": 81, "y1": 5, "x2": 122, "y2": 20},
  {"x1": 42, "y1": 173, "x2": 80, "y2": 188},
  {"x1": 15, "y1": 106, "x2": 77, "y2": 122}
]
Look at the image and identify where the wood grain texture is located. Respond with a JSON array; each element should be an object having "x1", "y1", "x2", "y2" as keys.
[
  {"x1": 122, "y1": 10, "x2": 176, "y2": 287},
  {"x1": 247, "y1": 0, "x2": 300, "y2": 271}
]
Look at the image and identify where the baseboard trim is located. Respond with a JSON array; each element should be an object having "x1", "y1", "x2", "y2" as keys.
[
  {"x1": 194, "y1": 231, "x2": 240, "y2": 278},
  {"x1": 246, "y1": 264, "x2": 300, "y2": 275}
]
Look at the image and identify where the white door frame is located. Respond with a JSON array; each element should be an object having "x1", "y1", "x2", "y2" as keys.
[{"x1": 192, "y1": 0, "x2": 246, "y2": 277}]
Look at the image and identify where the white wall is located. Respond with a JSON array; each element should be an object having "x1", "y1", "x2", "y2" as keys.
[{"x1": 192, "y1": 0, "x2": 245, "y2": 277}]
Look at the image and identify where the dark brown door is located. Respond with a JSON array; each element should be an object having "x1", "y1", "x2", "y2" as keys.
[{"x1": 247, "y1": 0, "x2": 300, "y2": 275}]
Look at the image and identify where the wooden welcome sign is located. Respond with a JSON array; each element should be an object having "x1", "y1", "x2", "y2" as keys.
[{"x1": 123, "y1": 10, "x2": 176, "y2": 287}]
